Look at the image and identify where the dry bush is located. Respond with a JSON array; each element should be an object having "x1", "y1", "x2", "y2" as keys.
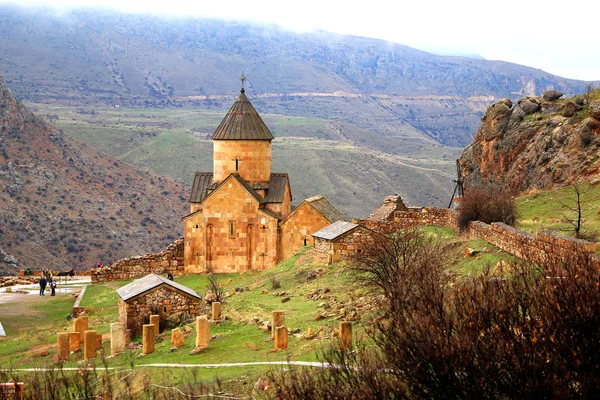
[
  {"x1": 266, "y1": 229, "x2": 600, "y2": 399},
  {"x1": 457, "y1": 188, "x2": 516, "y2": 231},
  {"x1": 205, "y1": 273, "x2": 226, "y2": 304}
]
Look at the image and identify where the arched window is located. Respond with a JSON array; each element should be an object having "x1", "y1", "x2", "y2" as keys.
[
  {"x1": 206, "y1": 224, "x2": 214, "y2": 269},
  {"x1": 247, "y1": 224, "x2": 254, "y2": 270}
]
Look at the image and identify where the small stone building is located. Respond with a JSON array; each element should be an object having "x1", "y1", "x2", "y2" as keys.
[
  {"x1": 117, "y1": 274, "x2": 201, "y2": 336},
  {"x1": 279, "y1": 195, "x2": 348, "y2": 261},
  {"x1": 312, "y1": 221, "x2": 371, "y2": 265}
]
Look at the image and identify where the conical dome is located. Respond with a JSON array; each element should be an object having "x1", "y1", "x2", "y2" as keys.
[{"x1": 211, "y1": 89, "x2": 274, "y2": 140}]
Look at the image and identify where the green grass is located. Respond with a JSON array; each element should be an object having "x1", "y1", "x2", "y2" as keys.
[
  {"x1": 0, "y1": 233, "x2": 520, "y2": 392},
  {"x1": 515, "y1": 183, "x2": 600, "y2": 241}
]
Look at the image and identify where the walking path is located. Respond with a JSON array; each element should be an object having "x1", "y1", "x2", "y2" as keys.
[{"x1": 5, "y1": 360, "x2": 335, "y2": 372}]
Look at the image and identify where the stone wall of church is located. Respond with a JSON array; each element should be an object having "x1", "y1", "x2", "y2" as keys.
[
  {"x1": 183, "y1": 178, "x2": 279, "y2": 274},
  {"x1": 280, "y1": 203, "x2": 333, "y2": 261},
  {"x1": 213, "y1": 140, "x2": 272, "y2": 183},
  {"x1": 91, "y1": 239, "x2": 184, "y2": 283}
]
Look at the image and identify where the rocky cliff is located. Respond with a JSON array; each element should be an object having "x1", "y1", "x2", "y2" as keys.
[
  {"x1": 0, "y1": 75, "x2": 188, "y2": 275},
  {"x1": 460, "y1": 90, "x2": 600, "y2": 192}
]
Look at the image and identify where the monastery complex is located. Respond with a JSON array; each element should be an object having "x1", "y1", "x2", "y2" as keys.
[{"x1": 182, "y1": 88, "x2": 346, "y2": 274}]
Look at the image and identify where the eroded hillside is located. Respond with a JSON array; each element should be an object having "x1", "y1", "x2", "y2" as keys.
[{"x1": 0, "y1": 75, "x2": 188, "y2": 275}]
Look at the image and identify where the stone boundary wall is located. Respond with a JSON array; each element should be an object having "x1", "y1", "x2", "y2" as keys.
[
  {"x1": 91, "y1": 239, "x2": 184, "y2": 283},
  {"x1": 345, "y1": 207, "x2": 599, "y2": 268}
]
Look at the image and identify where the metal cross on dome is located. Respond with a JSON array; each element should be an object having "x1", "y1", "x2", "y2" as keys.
[{"x1": 239, "y1": 72, "x2": 247, "y2": 91}]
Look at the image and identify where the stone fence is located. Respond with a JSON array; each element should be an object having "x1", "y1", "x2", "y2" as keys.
[
  {"x1": 91, "y1": 239, "x2": 184, "y2": 283},
  {"x1": 325, "y1": 206, "x2": 599, "y2": 268}
]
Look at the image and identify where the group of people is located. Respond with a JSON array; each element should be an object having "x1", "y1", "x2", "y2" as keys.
[{"x1": 39, "y1": 268, "x2": 57, "y2": 296}]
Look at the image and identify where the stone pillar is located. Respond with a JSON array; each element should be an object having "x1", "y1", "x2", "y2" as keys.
[
  {"x1": 195, "y1": 316, "x2": 210, "y2": 349},
  {"x1": 56, "y1": 332, "x2": 70, "y2": 361},
  {"x1": 149, "y1": 315, "x2": 160, "y2": 335},
  {"x1": 74, "y1": 316, "x2": 88, "y2": 343},
  {"x1": 110, "y1": 323, "x2": 126, "y2": 355},
  {"x1": 274, "y1": 326, "x2": 288, "y2": 349},
  {"x1": 272, "y1": 311, "x2": 284, "y2": 338},
  {"x1": 84, "y1": 330, "x2": 97, "y2": 360},
  {"x1": 125, "y1": 329, "x2": 131, "y2": 345},
  {"x1": 143, "y1": 324, "x2": 155, "y2": 355},
  {"x1": 212, "y1": 302, "x2": 222, "y2": 320},
  {"x1": 68, "y1": 332, "x2": 80, "y2": 352},
  {"x1": 171, "y1": 328, "x2": 185, "y2": 348},
  {"x1": 339, "y1": 321, "x2": 352, "y2": 350}
]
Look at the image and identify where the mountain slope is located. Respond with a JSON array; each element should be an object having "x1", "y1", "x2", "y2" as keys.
[
  {"x1": 0, "y1": 6, "x2": 593, "y2": 148},
  {"x1": 0, "y1": 75, "x2": 188, "y2": 275}
]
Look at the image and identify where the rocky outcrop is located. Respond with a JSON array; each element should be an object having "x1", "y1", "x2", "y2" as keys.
[{"x1": 460, "y1": 91, "x2": 600, "y2": 192}]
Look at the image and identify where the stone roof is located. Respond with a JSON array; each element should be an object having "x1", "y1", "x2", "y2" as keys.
[
  {"x1": 212, "y1": 89, "x2": 274, "y2": 140},
  {"x1": 306, "y1": 195, "x2": 348, "y2": 222},
  {"x1": 189, "y1": 172, "x2": 213, "y2": 203},
  {"x1": 263, "y1": 173, "x2": 290, "y2": 203},
  {"x1": 190, "y1": 172, "x2": 290, "y2": 205},
  {"x1": 116, "y1": 274, "x2": 201, "y2": 302},
  {"x1": 312, "y1": 221, "x2": 359, "y2": 241},
  {"x1": 367, "y1": 195, "x2": 407, "y2": 221}
]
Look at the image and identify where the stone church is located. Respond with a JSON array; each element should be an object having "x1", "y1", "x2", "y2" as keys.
[{"x1": 183, "y1": 87, "x2": 347, "y2": 273}]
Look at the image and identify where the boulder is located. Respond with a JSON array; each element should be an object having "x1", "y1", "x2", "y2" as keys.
[
  {"x1": 562, "y1": 101, "x2": 580, "y2": 118},
  {"x1": 543, "y1": 90, "x2": 563, "y2": 101},
  {"x1": 589, "y1": 100, "x2": 600, "y2": 120},
  {"x1": 519, "y1": 97, "x2": 541, "y2": 115}
]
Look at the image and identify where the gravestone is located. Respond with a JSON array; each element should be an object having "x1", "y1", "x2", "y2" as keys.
[
  {"x1": 110, "y1": 323, "x2": 126, "y2": 355},
  {"x1": 74, "y1": 316, "x2": 88, "y2": 343},
  {"x1": 272, "y1": 311, "x2": 284, "y2": 338},
  {"x1": 171, "y1": 328, "x2": 185, "y2": 347},
  {"x1": 339, "y1": 321, "x2": 352, "y2": 350},
  {"x1": 149, "y1": 315, "x2": 160, "y2": 335},
  {"x1": 274, "y1": 326, "x2": 288, "y2": 349},
  {"x1": 212, "y1": 302, "x2": 221, "y2": 320},
  {"x1": 56, "y1": 332, "x2": 70, "y2": 361},
  {"x1": 195, "y1": 316, "x2": 210, "y2": 349},
  {"x1": 84, "y1": 330, "x2": 97, "y2": 360},
  {"x1": 143, "y1": 324, "x2": 155, "y2": 355}
]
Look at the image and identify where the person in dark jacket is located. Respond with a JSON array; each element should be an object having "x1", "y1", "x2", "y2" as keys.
[{"x1": 39, "y1": 275, "x2": 47, "y2": 296}]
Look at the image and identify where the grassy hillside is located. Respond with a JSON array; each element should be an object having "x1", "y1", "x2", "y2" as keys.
[{"x1": 516, "y1": 183, "x2": 600, "y2": 242}]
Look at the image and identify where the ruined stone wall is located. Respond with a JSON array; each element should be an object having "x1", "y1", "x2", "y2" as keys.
[
  {"x1": 91, "y1": 239, "x2": 184, "y2": 283},
  {"x1": 465, "y1": 221, "x2": 600, "y2": 267},
  {"x1": 118, "y1": 285, "x2": 200, "y2": 337},
  {"x1": 321, "y1": 206, "x2": 598, "y2": 267}
]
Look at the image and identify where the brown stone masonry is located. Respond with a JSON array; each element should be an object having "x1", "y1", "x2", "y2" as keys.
[{"x1": 92, "y1": 239, "x2": 184, "y2": 283}]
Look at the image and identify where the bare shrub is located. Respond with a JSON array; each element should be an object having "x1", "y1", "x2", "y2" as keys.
[
  {"x1": 457, "y1": 188, "x2": 516, "y2": 231},
  {"x1": 267, "y1": 230, "x2": 600, "y2": 399},
  {"x1": 269, "y1": 274, "x2": 281, "y2": 290},
  {"x1": 205, "y1": 274, "x2": 226, "y2": 304}
]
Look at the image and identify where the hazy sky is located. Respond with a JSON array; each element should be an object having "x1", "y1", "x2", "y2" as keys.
[{"x1": 1, "y1": 0, "x2": 598, "y2": 81}]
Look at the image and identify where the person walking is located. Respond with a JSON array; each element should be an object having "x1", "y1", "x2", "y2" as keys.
[{"x1": 39, "y1": 275, "x2": 47, "y2": 296}]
